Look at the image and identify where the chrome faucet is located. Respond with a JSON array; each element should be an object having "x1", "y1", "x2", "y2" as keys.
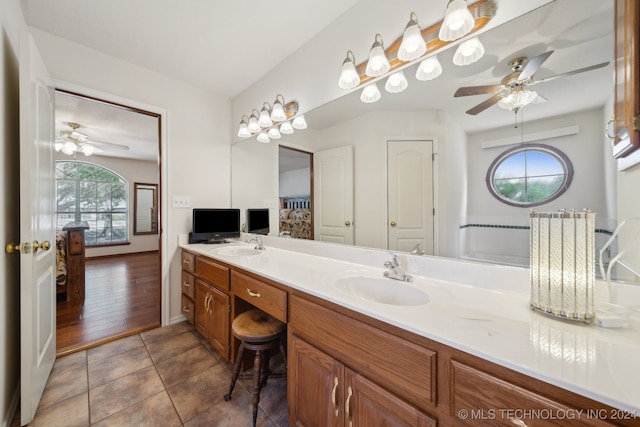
[
  {"x1": 278, "y1": 231, "x2": 291, "y2": 238},
  {"x1": 247, "y1": 235, "x2": 265, "y2": 250},
  {"x1": 410, "y1": 243, "x2": 425, "y2": 256},
  {"x1": 383, "y1": 253, "x2": 412, "y2": 282}
]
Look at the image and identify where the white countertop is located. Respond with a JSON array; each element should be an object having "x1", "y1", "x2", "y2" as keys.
[{"x1": 181, "y1": 238, "x2": 640, "y2": 414}]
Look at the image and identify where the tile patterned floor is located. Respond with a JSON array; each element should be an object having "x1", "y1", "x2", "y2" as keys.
[{"x1": 20, "y1": 322, "x2": 288, "y2": 426}]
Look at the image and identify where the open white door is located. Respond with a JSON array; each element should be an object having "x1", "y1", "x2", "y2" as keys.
[
  {"x1": 313, "y1": 146, "x2": 354, "y2": 244},
  {"x1": 18, "y1": 32, "x2": 56, "y2": 425},
  {"x1": 387, "y1": 140, "x2": 434, "y2": 254}
]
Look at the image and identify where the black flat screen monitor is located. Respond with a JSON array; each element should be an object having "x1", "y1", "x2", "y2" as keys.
[
  {"x1": 190, "y1": 208, "x2": 240, "y2": 243},
  {"x1": 247, "y1": 208, "x2": 269, "y2": 235}
]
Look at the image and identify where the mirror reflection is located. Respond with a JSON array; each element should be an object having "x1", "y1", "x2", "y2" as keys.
[
  {"x1": 134, "y1": 183, "x2": 158, "y2": 235},
  {"x1": 232, "y1": 0, "x2": 637, "y2": 282}
]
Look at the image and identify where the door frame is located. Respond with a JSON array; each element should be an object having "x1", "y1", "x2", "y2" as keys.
[
  {"x1": 385, "y1": 137, "x2": 439, "y2": 255},
  {"x1": 53, "y1": 79, "x2": 170, "y2": 326}
]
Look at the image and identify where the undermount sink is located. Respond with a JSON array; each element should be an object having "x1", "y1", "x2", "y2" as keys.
[
  {"x1": 213, "y1": 246, "x2": 262, "y2": 257},
  {"x1": 333, "y1": 275, "x2": 430, "y2": 306}
]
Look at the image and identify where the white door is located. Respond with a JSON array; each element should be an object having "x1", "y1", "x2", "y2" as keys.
[
  {"x1": 19, "y1": 33, "x2": 57, "y2": 425},
  {"x1": 387, "y1": 140, "x2": 434, "y2": 254},
  {"x1": 313, "y1": 145, "x2": 354, "y2": 244}
]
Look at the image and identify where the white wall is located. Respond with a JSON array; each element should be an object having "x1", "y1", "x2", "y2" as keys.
[
  {"x1": 1, "y1": 0, "x2": 28, "y2": 424},
  {"x1": 54, "y1": 153, "x2": 160, "y2": 257},
  {"x1": 279, "y1": 168, "x2": 310, "y2": 197},
  {"x1": 29, "y1": 28, "x2": 232, "y2": 323}
]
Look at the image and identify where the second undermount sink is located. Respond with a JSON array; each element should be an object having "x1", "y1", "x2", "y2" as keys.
[
  {"x1": 333, "y1": 275, "x2": 430, "y2": 306},
  {"x1": 213, "y1": 246, "x2": 262, "y2": 257}
]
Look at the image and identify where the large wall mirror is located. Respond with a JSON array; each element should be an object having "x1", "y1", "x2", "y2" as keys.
[
  {"x1": 134, "y1": 182, "x2": 158, "y2": 235},
  {"x1": 232, "y1": 0, "x2": 639, "y2": 284}
]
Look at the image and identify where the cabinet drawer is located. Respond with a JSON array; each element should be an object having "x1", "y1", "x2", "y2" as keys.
[
  {"x1": 290, "y1": 295, "x2": 436, "y2": 411},
  {"x1": 181, "y1": 251, "x2": 195, "y2": 274},
  {"x1": 181, "y1": 294, "x2": 195, "y2": 325},
  {"x1": 231, "y1": 271, "x2": 287, "y2": 322},
  {"x1": 196, "y1": 257, "x2": 230, "y2": 291},
  {"x1": 181, "y1": 271, "x2": 195, "y2": 300},
  {"x1": 450, "y1": 361, "x2": 613, "y2": 426}
]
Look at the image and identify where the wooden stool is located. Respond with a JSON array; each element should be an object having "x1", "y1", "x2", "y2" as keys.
[{"x1": 224, "y1": 308, "x2": 286, "y2": 427}]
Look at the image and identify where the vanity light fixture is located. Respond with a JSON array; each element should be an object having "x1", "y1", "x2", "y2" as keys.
[
  {"x1": 280, "y1": 120, "x2": 294, "y2": 135},
  {"x1": 258, "y1": 103, "x2": 274, "y2": 128},
  {"x1": 270, "y1": 95, "x2": 287, "y2": 122},
  {"x1": 292, "y1": 114, "x2": 307, "y2": 130},
  {"x1": 256, "y1": 132, "x2": 270, "y2": 143},
  {"x1": 267, "y1": 127, "x2": 282, "y2": 139},
  {"x1": 247, "y1": 110, "x2": 261, "y2": 134},
  {"x1": 237, "y1": 116, "x2": 251, "y2": 138},
  {"x1": 498, "y1": 87, "x2": 538, "y2": 112},
  {"x1": 398, "y1": 13, "x2": 426, "y2": 62},
  {"x1": 365, "y1": 34, "x2": 391, "y2": 77},
  {"x1": 360, "y1": 83, "x2": 381, "y2": 103},
  {"x1": 338, "y1": 51, "x2": 360, "y2": 89},
  {"x1": 415, "y1": 55, "x2": 443, "y2": 81},
  {"x1": 452, "y1": 36, "x2": 485, "y2": 66},
  {"x1": 439, "y1": 0, "x2": 475, "y2": 41},
  {"x1": 385, "y1": 70, "x2": 408, "y2": 93}
]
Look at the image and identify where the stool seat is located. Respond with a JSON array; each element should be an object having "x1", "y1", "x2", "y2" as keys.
[{"x1": 232, "y1": 309, "x2": 285, "y2": 342}]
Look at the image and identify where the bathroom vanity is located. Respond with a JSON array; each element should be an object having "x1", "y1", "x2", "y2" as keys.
[{"x1": 180, "y1": 238, "x2": 640, "y2": 426}]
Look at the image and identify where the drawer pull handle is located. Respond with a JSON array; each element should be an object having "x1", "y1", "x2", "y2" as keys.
[
  {"x1": 345, "y1": 386, "x2": 353, "y2": 426},
  {"x1": 183, "y1": 259, "x2": 190, "y2": 264},
  {"x1": 183, "y1": 282, "x2": 190, "y2": 287},
  {"x1": 331, "y1": 377, "x2": 339, "y2": 416},
  {"x1": 247, "y1": 288, "x2": 261, "y2": 298},
  {"x1": 183, "y1": 306, "x2": 190, "y2": 313}
]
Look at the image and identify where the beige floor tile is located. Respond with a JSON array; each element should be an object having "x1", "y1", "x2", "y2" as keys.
[
  {"x1": 39, "y1": 352, "x2": 88, "y2": 410},
  {"x1": 30, "y1": 392, "x2": 89, "y2": 427},
  {"x1": 167, "y1": 364, "x2": 231, "y2": 422},
  {"x1": 155, "y1": 345, "x2": 218, "y2": 387},
  {"x1": 183, "y1": 388, "x2": 276, "y2": 427},
  {"x1": 91, "y1": 391, "x2": 181, "y2": 427},
  {"x1": 144, "y1": 329, "x2": 201, "y2": 363},
  {"x1": 89, "y1": 365, "x2": 164, "y2": 423},
  {"x1": 140, "y1": 322, "x2": 191, "y2": 345},
  {"x1": 88, "y1": 345, "x2": 153, "y2": 388},
  {"x1": 86, "y1": 334, "x2": 144, "y2": 364}
]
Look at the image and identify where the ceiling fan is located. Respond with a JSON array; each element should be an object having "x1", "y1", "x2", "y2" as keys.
[
  {"x1": 55, "y1": 122, "x2": 130, "y2": 157},
  {"x1": 453, "y1": 50, "x2": 609, "y2": 115}
]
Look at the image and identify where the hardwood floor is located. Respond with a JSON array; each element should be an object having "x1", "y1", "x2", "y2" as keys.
[{"x1": 56, "y1": 251, "x2": 161, "y2": 356}]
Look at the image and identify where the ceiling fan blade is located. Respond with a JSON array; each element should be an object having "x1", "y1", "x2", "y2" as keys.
[
  {"x1": 89, "y1": 140, "x2": 130, "y2": 151},
  {"x1": 466, "y1": 94, "x2": 503, "y2": 115},
  {"x1": 518, "y1": 50, "x2": 554, "y2": 81},
  {"x1": 454, "y1": 84, "x2": 504, "y2": 97},
  {"x1": 529, "y1": 62, "x2": 610, "y2": 85}
]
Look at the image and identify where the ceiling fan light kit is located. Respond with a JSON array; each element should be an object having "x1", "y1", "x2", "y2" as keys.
[
  {"x1": 337, "y1": 0, "x2": 497, "y2": 104},
  {"x1": 56, "y1": 122, "x2": 129, "y2": 157},
  {"x1": 237, "y1": 96, "x2": 307, "y2": 142}
]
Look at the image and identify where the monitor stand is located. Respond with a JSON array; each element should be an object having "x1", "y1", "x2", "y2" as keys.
[{"x1": 203, "y1": 239, "x2": 229, "y2": 244}]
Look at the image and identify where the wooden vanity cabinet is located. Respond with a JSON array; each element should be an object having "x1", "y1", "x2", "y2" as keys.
[
  {"x1": 288, "y1": 294, "x2": 438, "y2": 426},
  {"x1": 289, "y1": 335, "x2": 436, "y2": 427},
  {"x1": 180, "y1": 251, "x2": 196, "y2": 324},
  {"x1": 195, "y1": 279, "x2": 230, "y2": 358}
]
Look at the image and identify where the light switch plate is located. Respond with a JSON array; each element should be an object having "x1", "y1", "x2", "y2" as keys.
[
  {"x1": 172, "y1": 196, "x2": 191, "y2": 208},
  {"x1": 263, "y1": 199, "x2": 276, "y2": 208}
]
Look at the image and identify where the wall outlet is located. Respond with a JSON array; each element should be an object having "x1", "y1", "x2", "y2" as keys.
[{"x1": 172, "y1": 196, "x2": 191, "y2": 208}]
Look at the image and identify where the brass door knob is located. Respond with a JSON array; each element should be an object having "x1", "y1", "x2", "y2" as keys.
[
  {"x1": 345, "y1": 221, "x2": 352, "y2": 226},
  {"x1": 390, "y1": 221, "x2": 397, "y2": 227},
  {"x1": 5, "y1": 241, "x2": 32, "y2": 254},
  {"x1": 33, "y1": 240, "x2": 51, "y2": 253}
]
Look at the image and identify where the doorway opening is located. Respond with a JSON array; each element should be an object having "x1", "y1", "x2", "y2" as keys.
[
  {"x1": 278, "y1": 146, "x2": 313, "y2": 239},
  {"x1": 54, "y1": 89, "x2": 162, "y2": 355}
]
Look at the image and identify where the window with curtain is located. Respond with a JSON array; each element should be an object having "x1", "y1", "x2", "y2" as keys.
[{"x1": 56, "y1": 161, "x2": 129, "y2": 245}]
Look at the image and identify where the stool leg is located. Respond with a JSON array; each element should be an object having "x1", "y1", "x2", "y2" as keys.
[
  {"x1": 251, "y1": 350, "x2": 263, "y2": 427},
  {"x1": 224, "y1": 344, "x2": 245, "y2": 401},
  {"x1": 260, "y1": 351, "x2": 271, "y2": 388}
]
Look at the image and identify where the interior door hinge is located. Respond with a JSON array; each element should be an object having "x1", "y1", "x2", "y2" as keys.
[
  {"x1": 432, "y1": 153, "x2": 435, "y2": 161},
  {"x1": 634, "y1": 115, "x2": 639, "y2": 131}
]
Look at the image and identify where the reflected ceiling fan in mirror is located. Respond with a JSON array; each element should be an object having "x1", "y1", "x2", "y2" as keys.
[
  {"x1": 454, "y1": 50, "x2": 609, "y2": 115},
  {"x1": 55, "y1": 122, "x2": 130, "y2": 157}
]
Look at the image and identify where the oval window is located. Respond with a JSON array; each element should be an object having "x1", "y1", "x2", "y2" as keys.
[{"x1": 486, "y1": 144, "x2": 573, "y2": 207}]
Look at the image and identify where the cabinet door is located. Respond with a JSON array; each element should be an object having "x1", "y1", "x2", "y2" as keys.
[
  {"x1": 345, "y1": 368, "x2": 436, "y2": 427},
  {"x1": 289, "y1": 335, "x2": 344, "y2": 427},
  {"x1": 208, "y1": 286, "x2": 230, "y2": 358},
  {"x1": 195, "y1": 280, "x2": 210, "y2": 338}
]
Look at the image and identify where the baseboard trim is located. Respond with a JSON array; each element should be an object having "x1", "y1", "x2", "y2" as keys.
[{"x1": 2, "y1": 384, "x2": 20, "y2": 427}]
